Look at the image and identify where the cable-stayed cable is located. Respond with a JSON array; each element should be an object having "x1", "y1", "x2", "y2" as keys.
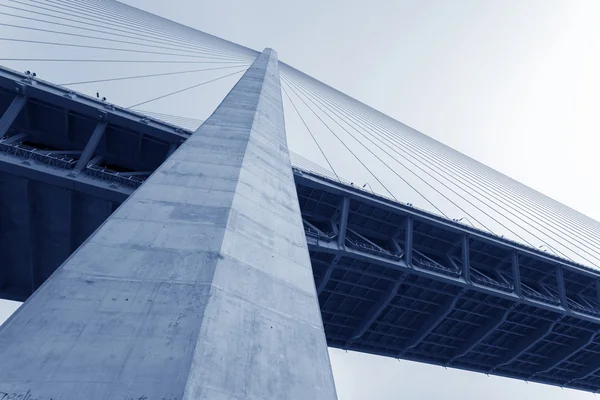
[
  {"x1": 283, "y1": 75, "x2": 464, "y2": 223},
  {"x1": 0, "y1": 19, "x2": 248, "y2": 61},
  {"x1": 19, "y1": 0, "x2": 255, "y2": 60},
  {"x1": 278, "y1": 67, "x2": 596, "y2": 262},
  {"x1": 281, "y1": 84, "x2": 340, "y2": 182},
  {"x1": 284, "y1": 73, "x2": 589, "y2": 263},
  {"x1": 127, "y1": 68, "x2": 246, "y2": 109},
  {"x1": 0, "y1": 58, "x2": 243, "y2": 64},
  {"x1": 300, "y1": 80, "x2": 600, "y2": 264},
  {"x1": 281, "y1": 77, "x2": 399, "y2": 203},
  {"x1": 0, "y1": 3, "x2": 249, "y2": 59},
  {"x1": 72, "y1": 0, "x2": 256, "y2": 58},
  {"x1": 0, "y1": 37, "x2": 246, "y2": 60},
  {"x1": 59, "y1": 64, "x2": 249, "y2": 86}
]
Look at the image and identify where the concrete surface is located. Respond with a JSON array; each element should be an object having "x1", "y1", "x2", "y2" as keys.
[{"x1": 0, "y1": 48, "x2": 337, "y2": 400}]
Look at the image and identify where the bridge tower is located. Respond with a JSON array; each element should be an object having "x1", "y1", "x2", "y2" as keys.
[{"x1": 0, "y1": 49, "x2": 338, "y2": 400}]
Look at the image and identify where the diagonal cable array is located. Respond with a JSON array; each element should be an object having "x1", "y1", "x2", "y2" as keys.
[
  {"x1": 59, "y1": 65, "x2": 248, "y2": 86},
  {"x1": 0, "y1": 0, "x2": 258, "y2": 117},
  {"x1": 133, "y1": 110, "x2": 203, "y2": 131},
  {"x1": 279, "y1": 62, "x2": 600, "y2": 269},
  {"x1": 127, "y1": 69, "x2": 247, "y2": 109}
]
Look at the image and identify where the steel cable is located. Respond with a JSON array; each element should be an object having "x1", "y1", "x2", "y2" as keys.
[
  {"x1": 127, "y1": 68, "x2": 247, "y2": 109},
  {"x1": 284, "y1": 73, "x2": 592, "y2": 263}
]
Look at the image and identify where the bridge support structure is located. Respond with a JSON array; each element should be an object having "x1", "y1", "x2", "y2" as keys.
[{"x1": 0, "y1": 48, "x2": 338, "y2": 400}]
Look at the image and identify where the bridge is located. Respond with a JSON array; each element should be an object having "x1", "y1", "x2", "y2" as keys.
[{"x1": 1, "y1": 1, "x2": 600, "y2": 398}]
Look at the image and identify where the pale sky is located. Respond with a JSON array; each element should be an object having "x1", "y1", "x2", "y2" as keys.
[{"x1": 1, "y1": 1, "x2": 600, "y2": 398}]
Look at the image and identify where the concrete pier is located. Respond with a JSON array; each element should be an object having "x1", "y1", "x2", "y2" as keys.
[{"x1": 0, "y1": 49, "x2": 338, "y2": 400}]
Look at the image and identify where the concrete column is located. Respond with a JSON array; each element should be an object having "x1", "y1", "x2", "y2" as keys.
[{"x1": 0, "y1": 49, "x2": 338, "y2": 400}]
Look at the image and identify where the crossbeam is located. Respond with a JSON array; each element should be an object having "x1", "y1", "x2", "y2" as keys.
[
  {"x1": 512, "y1": 252, "x2": 522, "y2": 297},
  {"x1": 349, "y1": 273, "x2": 408, "y2": 341},
  {"x1": 462, "y1": 234, "x2": 471, "y2": 282},
  {"x1": 73, "y1": 121, "x2": 107, "y2": 173},
  {"x1": 448, "y1": 304, "x2": 517, "y2": 363},
  {"x1": 401, "y1": 289, "x2": 466, "y2": 352},
  {"x1": 556, "y1": 265, "x2": 569, "y2": 310},
  {"x1": 0, "y1": 94, "x2": 27, "y2": 139},
  {"x1": 530, "y1": 330, "x2": 600, "y2": 378},
  {"x1": 405, "y1": 216, "x2": 413, "y2": 266},
  {"x1": 493, "y1": 317, "x2": 562, "y2": 370},
  {"x1": 568, "y1": 355, "x2": 600, "y2": 385},
  {"x1": 338, "y1": 196, "x2": 350, "y2": 247},
  {"x1": 317, "y1": 254, "x2": 341, "y2": 295}
]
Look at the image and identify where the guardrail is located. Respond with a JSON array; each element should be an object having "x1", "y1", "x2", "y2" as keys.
[
  {"x1": 0, "y1": 140, "x2": 77, "y2": 169},
  {"x1": 84, "y1": 164, "x2": 145, "y2": 188}
]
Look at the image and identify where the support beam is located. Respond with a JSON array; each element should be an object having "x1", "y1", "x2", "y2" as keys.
[
  {"x1": 0, "y1": 94, "x2": 27, "y2": 139},
  {"x1": 347, "y1": 227, "x2": 386, "y2": 251},
  {"x1": 72, "y1": 120, "x2": 107, "y2": 173},
  {"x1": 391, "y1": 229, "x2": 404, "y2": 257},
  {"x1": 350, "y1": 274, "x2": 407, "y2": 341},
  {"x1": 512, "y1": 252, "x2": 522, "y2": 297},
  {"x1": 338, "y1": 196, "x2": 350, "y2": 247},
  {"x1": 529, "y1": 330, "x2": 599, "y2": 378},
  {"x1": 448, "y1": 304, "x2": 516, "y2": 363},
  {"x1": 88, "y1": 155, "x2": 103, "y2": 167},
  {"x1": 0, "y1": 49, "x2": 337, "y2": 400},
  {"x1": 401, "y1": 289, "x2": 465, "y2": 352},
  {"x1": 405, "y1": 215, "x2": 413, "y2": 266},
  {"x1": 493, "y1": 317, "x2": 562, "y2": 370},
  {"x1": 317, "y1": 254, "x2": 341, "y2": 296},
  {"x1": 556, "y1": 265, "x2": 569, "y2": 310},
  {"x1": 462, "y1": 234, "x2": 470, "y2": 282}
]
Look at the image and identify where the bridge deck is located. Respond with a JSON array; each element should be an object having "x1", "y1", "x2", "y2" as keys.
[{"x1": 2, "y1": 66, "x2": 600, "y2": 392}]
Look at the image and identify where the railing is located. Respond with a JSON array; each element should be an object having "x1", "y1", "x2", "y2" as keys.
[
  {"x1": 344, "y1": 231, "x2": 403, "y2": 261},
  {"x1": 567, "y1": 297, "x2": 600, "y2": 317},
  {"x1": 0, "y1": 140, "x2": 77, "y2": 169},
  {"x1": 412, "y1": 250, "x2": 462, "y2": 277},
  {"x1": 84, "y1": 164, "x2": 145, "y2": 188},
  {"x1": 303, "y1": 223, "x2": 335, "y2": 241},
  {"x1": 345, "y1": 237, "x2": 402, "y2": 261},
  {"x1": 521, "y1": 285, "x2": 561, "y2": 305},
  {"x1": 470, "y1": 268, "x2": 514, "y2": 292}
]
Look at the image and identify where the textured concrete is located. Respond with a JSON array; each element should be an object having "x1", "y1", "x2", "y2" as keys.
[{"x1": 0, "y1": 49, "x2": 337, "y2": 400}]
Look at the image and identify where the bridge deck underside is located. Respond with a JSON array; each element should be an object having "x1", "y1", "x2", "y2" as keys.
[
  {"x1": 3, "y1": 68, "x2": 600, "y2": 393},
  {"x1": 296, "y1": 175, "x2": 600, "y2": 393}
]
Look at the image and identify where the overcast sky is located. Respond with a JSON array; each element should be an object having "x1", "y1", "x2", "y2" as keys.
[{"x1": 2, "y1": 0, "x2": 600, "y2": 398}]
